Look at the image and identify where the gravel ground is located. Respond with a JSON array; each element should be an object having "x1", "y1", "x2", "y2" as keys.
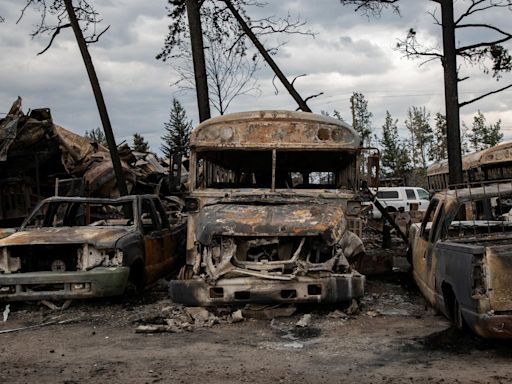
[{"x1": 1, "y1": 272, "x2": 512, "y2": 384}]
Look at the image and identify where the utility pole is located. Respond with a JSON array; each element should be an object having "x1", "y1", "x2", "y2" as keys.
[
  {"x1": 223, "y1": 0, "x2": 312, "y2": 113},
  {"x1": 185, "y1": 0, "x2": 211, "y2": 123},
  {"x1": 440, "y1": 0, "x2": 463, "y2": 186},
  {"x1": 64, "y1": 0, "x2": 128, "y2": 196}
]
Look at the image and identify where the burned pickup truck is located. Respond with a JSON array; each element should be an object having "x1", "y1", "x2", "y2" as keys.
[
  {"x1": 169, "y1": 110, "x2": 366, "y2": 305},
  {"x1": 411, "y1": 182, "x2": 512, "y2": 338},
  {"x1": 0, "y1": 195, "x2": 184, "y2": 301}
]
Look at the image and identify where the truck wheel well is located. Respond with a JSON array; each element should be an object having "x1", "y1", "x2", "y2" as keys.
[
  {"x1": 441, "y1": 282, "x2": 465, "y2": 329},
  {"x1": 441, "y1": 282, "x2": 455, "y2": 319},
  {"x1": 127, "y1": 259, "x2": 146, "y2": 294}
]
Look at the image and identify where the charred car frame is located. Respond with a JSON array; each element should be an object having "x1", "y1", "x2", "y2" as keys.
[
  {"x1": 411, "y1": 181, "x2": 512, "y2": 338},
  {"x1": 0, "y1": 195, "x2": 184, "y2": 301}
]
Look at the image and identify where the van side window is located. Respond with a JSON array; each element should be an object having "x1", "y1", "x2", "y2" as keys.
[
  {"x1": 420, "y1": 199, "x2": 439, "y2": 240},
  {"x1": 405, "y1": 189, "x2": 416, "y2": 200},
  {"x1": 417, "y1": 189, "x2": 430, "y2": 200},
  {"x1": 377, "y1": 191, "x2": 399, "y2": 199}
]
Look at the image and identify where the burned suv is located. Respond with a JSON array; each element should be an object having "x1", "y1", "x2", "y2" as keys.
[
  {"x1": 0, "y1": 195, "x2": 184, "y2": 301},
  {"x1": 169, "y1": 110, "x2": 366, "y2": 305}
]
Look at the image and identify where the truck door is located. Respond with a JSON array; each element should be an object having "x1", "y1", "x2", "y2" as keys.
[
  {"x1": 139, "y1": 198, "x2": 173, "y2": 283},
  {"x1": 413, "y1": 198, "x2": 443, "y2": 303},
  {"x1": 152, "y1": 197, "x2": 178, "y2": 271}
]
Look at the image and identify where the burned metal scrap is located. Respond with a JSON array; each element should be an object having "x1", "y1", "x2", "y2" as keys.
[{"x1": 0, "y1": 98, "x2": 169, "y2": 227}]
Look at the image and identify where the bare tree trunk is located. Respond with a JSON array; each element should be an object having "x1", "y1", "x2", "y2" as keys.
[
  {"x1": 63, "y1": 0, "x2": 128, "y2": 196},
  {"x1": 441, "y1": 0, "x2": 463, "y2": 186},
  {"x1": 185, "y1": 0, "x2": 211, "y2": 122},
  {"x1": 223, "y1": 0, "x2": 312, "y2": 113}
]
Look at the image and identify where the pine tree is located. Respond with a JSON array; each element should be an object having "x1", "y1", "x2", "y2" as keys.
[
  {"x1": 84, "y1": 127, "x2": 107, "y2": 146},
  {"x1": 468, "y1": 110, "x2": 503, "y2": 151},
  {"x1": 380, "y1": 111, "x2": 410, "y2": 179},
  {"x1": 161, "y1": 98, "x2": 192, "y2": 158},
  {"x1": 430, "y1": 113, "x2": 447, "y2": 162},
  {"x1": 132, "y1": 133, "x2": 150, "y2": 152},
  {"x1": 405, "y1": 106, "x2": 433, "y2": 169},
  {"x1": 350, "y1": 92, "x2": 373, "y2": 146}
]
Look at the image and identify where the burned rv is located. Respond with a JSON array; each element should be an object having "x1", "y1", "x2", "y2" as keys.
[{"x1": 169, "y1": 110, "x2": 367, "y2": 305}]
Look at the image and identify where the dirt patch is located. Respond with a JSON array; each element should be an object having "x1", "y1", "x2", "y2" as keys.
[{"x1": 2, "y1": 271, "x2": 512, "y2": 383}]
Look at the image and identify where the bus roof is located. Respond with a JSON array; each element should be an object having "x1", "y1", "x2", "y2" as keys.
[
  {"x1": 427, "y1": 141, "x2": 512, "y2": 176},
  {"x1": 190, "y1": 110, "x2": 361, "y2": 150}
]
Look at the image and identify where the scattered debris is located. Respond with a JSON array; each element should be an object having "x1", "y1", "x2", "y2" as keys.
[
  {"x1": 185, "y1": 307, "x2": 211, "y2": 323},
  {"x1": 135, "y1": 325, "x2": 178, "y2": 334},
  {"x1": 346, "y1": 299, "x2": 360, "y2": 316},
  {"x1": 230, "y1": 309, "x2": 244, "y2": 323},
  {"x1": 296, "y1": 314, "x2": 312, "y2": 328},
  {"x1": 327, "y1": 310, "x2": 348, "y2": 320},
  {"x1": 242, "y1": 304, "x2": 296, "y2": 319},
  {"x1": 0, "y1": 317, "x2": 78, "y2": 334},
  {"x1": 2, "y1": 304, "x2": 10, "y2": 322},
  {"x1": 366, "y1": 310, "x2": 380, "y2": 318},
  {"x1": 40, "y1": 300, "x2": 73, "y2": 311}
]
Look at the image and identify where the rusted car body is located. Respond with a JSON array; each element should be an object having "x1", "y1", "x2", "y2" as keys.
[
  {"x1": 0, "y1": 195, "x2": 184, "y2": 301},
  {"x1": 169, "y1": 110, "x2": 366, "y2": 306},
  {"x1": 411, "y1": 181, "x2": 512, "y2": 338}
]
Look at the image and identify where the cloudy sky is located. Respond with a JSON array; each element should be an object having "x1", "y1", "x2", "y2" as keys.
[{"x1": 0, "y1": 0, "x2": 511, "y2": 154}]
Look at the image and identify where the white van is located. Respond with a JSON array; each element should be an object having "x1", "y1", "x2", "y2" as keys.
[{"x1": 369, "y1": 187, "x2": 430, "y2": 219}]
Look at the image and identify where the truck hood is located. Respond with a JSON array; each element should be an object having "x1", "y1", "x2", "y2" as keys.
[
  {"x1": 196, "y1": 203, "x2": 346, "y2": 244},
  {"x1": 0, "y1": 227, "x2": 134, "y2": 249}
]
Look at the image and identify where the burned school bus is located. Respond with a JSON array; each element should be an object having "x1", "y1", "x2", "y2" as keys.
[{"x1": 169, "y1": 110, "x2": 367, "y2": 305}]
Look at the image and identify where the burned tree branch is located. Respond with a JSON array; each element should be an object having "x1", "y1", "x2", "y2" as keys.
[
  {"x1": 459, "y1": 83, "x2": 512, "y2": 107},
  {"x1": 17, "y1": 0, "x2": 106, "y2": 55},
  {"x1": 455, "y1": 0, "x2": 512, "y2": 25},
  {"x1": 37, "y1": 23, "x2": 71, "y2": 55},
  {"x1": 339, "y1": 0, "x2": 400, "y2": 16}
]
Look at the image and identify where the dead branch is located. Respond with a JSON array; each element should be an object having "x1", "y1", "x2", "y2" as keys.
[
  {"x1": 37, "y1": 23, "x2": 71, "y2": 55},
  {"x1": 17, "y1": 0, "x2": 106, "y2": 55},
  {"x1": 455, "y1": 0, "x2": 512, "y2": 25},
  {"x1": 291, "y1": 74, "x2": 307, "y2": 86},
  {"x1": 456, "y1": 24, "x2": 512, "y2": 53},
  {"x1": 339, "y1": 0, "x2": 400, "y2": 16},
  {"x1": 459, "y1": 82, "x2": 512, "y2": 107},
  {"x1": 304, "y1": 92, "x2": 324, "y2": 103}
]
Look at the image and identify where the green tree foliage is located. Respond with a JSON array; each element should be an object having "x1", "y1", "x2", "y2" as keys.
[
  {"x1": 350, "y1": 92, "x2": 373, "y2": 146},
  {"x1": 161, "y1": 98, "x2": 192, "y2": 158},
  {"x1": 84, "y1": 127, "x2": 107, "y2": 146},
  {"x1": 380, "y1": 111, "x2": 410, "y2": 179},
  {"x1": 132, "y1": 133, "x2": 150, "y2": 152},
  {"x1": 320, "y1": 110, "x2": 345, "y2": 121},
  {"x1": 405, "y1": 106, "x2": 433, "y2": 169},
  {"x1": 430, "y1": 113, "x2": 448, "y2": 162},
  {"x1": 467, "y1": 111, "x2": 503, "y2": 151}
]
